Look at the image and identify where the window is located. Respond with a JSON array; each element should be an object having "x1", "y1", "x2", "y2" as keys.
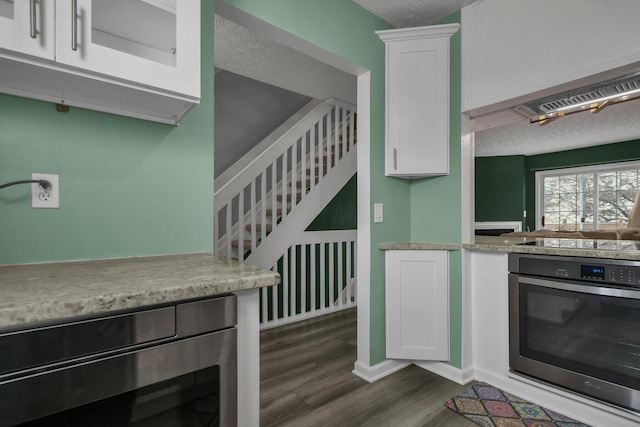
[{"x1": 536, "y1": 161, "x2": 640, "y2": 231}]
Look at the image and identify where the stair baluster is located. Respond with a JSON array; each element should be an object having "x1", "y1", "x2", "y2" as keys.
[{"x1": 214, "y1": 100, "x2": 358, "y2": 325}]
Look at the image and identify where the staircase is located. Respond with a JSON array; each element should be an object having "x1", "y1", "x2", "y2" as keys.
[{"x1": 214, "y1": 99, "x2": 357, "y2": 328}]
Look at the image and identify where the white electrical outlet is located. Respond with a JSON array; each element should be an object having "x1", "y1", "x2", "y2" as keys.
[{"x1": 32, "y1": 173, "x2": 59, "y2": 208}]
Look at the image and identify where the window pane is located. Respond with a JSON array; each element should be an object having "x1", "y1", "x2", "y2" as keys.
[
  {"x1": 598, "y1": 190, "x2": 618, "y2": 228},
  {"x1": 560, "y1": 175, "x2": 577, "y2": 188},
  {"x1": 544, "y1": 174, "x2": 583, "y2": 231},
  {"x1": 599, "y1": 172, "x2": 616, "y2": 188},
  {"x1": 598, "y1": 169, "x2": 638, "y2": 228},
  {"x1": 618, "y1": 170, "x2": 639, "y2": 227},
  {"x1": 545, "y1": 211, "x2": 560, "y2": 229},
  {"x1": 543, "y1": 176, "x2": 560, "y2": 229},
  {"x1": 541, "y1": 166, "x2": 640, "y2": 232},
  {"x1": 558, "y1": 211, "x2": 577, "y2": 230}
]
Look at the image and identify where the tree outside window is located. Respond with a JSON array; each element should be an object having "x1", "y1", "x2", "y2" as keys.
[{"x1": 539, "y1": 163, "x2": 640, "y2": 231}]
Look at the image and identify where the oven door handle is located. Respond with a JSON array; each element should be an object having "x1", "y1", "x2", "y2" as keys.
[
  {"x1": 0, "y1": 328, "x2": 237, "y2": 426},
  {"x1": 518, "y1": 276, "x2": 640, "y2": 299}
]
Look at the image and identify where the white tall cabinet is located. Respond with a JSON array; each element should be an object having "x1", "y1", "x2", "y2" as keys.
[
  {"x1": 0, "y1": 0, "x2": 200, "y2": 124},
  {"x1": 385, "y1": 249, "x2": 450, "y2": 361},
  {"x1": 377, "y1": 24, "x2": 459, "y2": 178}
]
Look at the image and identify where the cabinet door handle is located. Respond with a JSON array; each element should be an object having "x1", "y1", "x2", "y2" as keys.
[
  {"x1": 393, "y1": 148, "x2": 398, "y2": 170},
  {"x1": 71, "y1": 0, "x2": 78, "y2": 51},
  {"x1": 29, "y1": 0, "x2": 36, "y2": 39}
]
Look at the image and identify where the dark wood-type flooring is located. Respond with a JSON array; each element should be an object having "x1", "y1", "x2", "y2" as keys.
[{"x1": 260, "y1": 308, "x2": 477, "y2": 426}]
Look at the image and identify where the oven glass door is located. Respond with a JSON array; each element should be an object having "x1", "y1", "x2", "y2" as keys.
[
  {"x1": 516, "y1": 278, "x2": 640, "y2": 390},
  {"x1": 18, "y1": 366, "x2": 220, "y2": 427}
]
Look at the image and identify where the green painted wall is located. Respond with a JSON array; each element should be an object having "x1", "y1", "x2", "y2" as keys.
[
  {"x1": 307, "y1": 174, "x2": 357, "y2": 231},
  {"x1": 476, "y1": 141, "x2": 640, "y2": 232},
  {"x1": 475, "y1": 156, "x2": 526, "y2": 223},
  {"x1": 523, "y1": 139, "x2": 640, "y2": 231},
  {"x1": 224, "y1": 0, "x2": 408, "y2": 366},
  {"x1": 408, "y1": 11, "x2": 463, "y2": 368},
  {"x1": 0, "y1": 1, "x2": 215, "y2": 265},
  {"x1": 409, "y1": 12, "x2": 462, "y2": 244}
]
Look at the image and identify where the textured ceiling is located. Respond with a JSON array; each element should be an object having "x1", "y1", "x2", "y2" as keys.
[
  {"x1": 352, "y1": 0, "x2": 640, "y2": 157},
  {"x1": 214, "y1": 15, "x2": 357, "y2": 105},
  {"x1": 475, "y1": 100, "x2": 640, "y2": 157},
  {"x1": 353, "y1": 0, "x2": 475, "y2": 27},
  {"x1": 215, "y1": 1, "x2": 640, "y2": 158}
]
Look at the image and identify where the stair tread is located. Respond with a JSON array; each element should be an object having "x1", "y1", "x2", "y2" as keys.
[
  {"x1": 231, "y1": 239, "x2": 254, "y2": 250},
  {"x1": 316, "y1": 154, "x2": 338, "y2": 164},
  {"x1": 245, "y1": 223, "x2": 273, "y2": 232},
  {"x1": 292, "y1": 177, "x2": 320, "y2": 187},
  {"x1": 265, "y1": 208, "x2": 283, "y2": 216},
  {"x1": 218, "y1": 121, "x2": 357, "y2": 260},
  {"x1": 277, "y1": 193, "x2": 303, "y2": 202}
]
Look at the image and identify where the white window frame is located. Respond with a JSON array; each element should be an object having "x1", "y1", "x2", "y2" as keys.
[{"x1": 535, "y1": 160, "x2": 640, "y2": 231}]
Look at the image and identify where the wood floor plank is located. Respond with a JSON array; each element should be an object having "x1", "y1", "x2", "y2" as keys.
[
  {"x1": 294, "y1": 369, "x2": 365, "y2": 408},
  {"x1": 260, "y1": 364, "x2": 328, "y2": 405},
  {"x1": 260, "y1": 391, "x2": 312, "y2": 427},
  {"x1": 260, "y1": 308, "x2": 477, "y2": 426}
]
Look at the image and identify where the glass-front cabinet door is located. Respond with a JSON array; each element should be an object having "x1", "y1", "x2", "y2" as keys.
[
  {"x1": 55, "y1": 0, "x2": 200, "y2": 98},
  {"x1": 0, "y1": 0, "x2": 54, "y2": 60}
]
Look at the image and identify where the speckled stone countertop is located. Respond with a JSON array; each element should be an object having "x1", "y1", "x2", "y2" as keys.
[
  {"x1": 0, "y1": 253, "x2": 280, "y2": 330},
  {"x1": 378, "y1": 242, "x2": 462, "y2": 251},
  {"x1": 465, "y1": 236, "x2": 640, "y2": 260}
]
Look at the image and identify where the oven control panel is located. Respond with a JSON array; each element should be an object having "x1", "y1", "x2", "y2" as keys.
[
  {"x1": 512, "y1": 254, "x2": 640, "y2": 287},
  {"x1": 580, "y1": 264, "x2": 635, "y2": 284},
  {"x1": 609, "y1": 266, "x2": 634, "y2": 284}
]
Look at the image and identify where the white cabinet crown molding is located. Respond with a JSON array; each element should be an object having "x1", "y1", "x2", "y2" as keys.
[{"x1": 376, "y1": 23, "x2": 460, "y2": 42}]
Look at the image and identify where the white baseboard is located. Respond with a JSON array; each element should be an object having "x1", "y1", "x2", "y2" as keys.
[
  {"x1": 472, "y1": 367, "x2": 640, "y2": 427},
  {"x1": 355, "y1": 360, "x2": 640, "y2": 427},
  {"x1": 414, "y1": 361, "x2": 474, "y2": 385},
  {"x1": 352, "y1": 359, "x2": 474, "y2": 385},
  {"x1": 352, "y1": 359, "x2": 411, "y2": 383}
]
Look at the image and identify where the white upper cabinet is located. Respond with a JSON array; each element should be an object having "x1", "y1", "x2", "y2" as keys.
[
  {"x1": 0, "y1": 0, "x2": 54, "y2": 59},
  {"x1": 377, "y1": 24, "x2": 459, "y2": 179},
  {"x1": 0, "y1": 0, "x2": 200, "y2": 125},
  {"x1": 55, "y1": 0, "x2": 199, "y2": 98}
]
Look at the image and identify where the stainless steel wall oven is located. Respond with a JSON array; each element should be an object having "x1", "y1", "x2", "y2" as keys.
[
  {"x1": 0, "y1": 294, "x2": 237, "y2": 426},
  {"x1": 508, "y1": 253, "x2": 640, "y2": 413}
]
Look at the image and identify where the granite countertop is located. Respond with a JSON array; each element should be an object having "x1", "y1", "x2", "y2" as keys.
[
  {"x1": 465, "y1": 236, "x2": 640, "y2": 260},
  {"x1": 378, "y1": 242, "x2": 461, "y2": 251},
  {"x1": 378, "y1": 237, "x2": 640, "y2": 260},
  {"x1": 0, "y1": 253, "x2": 280, "y2": 330}
]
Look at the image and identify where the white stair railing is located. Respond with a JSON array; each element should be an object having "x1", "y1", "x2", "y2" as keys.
[
  {"x1": 214, "y1": 99, "x2": 357, "y2": 262},
  {"x1": 259, "y1": 231, "x2": 357, "y2": 330}
]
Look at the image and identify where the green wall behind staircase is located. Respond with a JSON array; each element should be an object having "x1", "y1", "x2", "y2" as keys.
[
  {"x1": 475, "y1": 140, "x2": 640, "y2": 232},
  {"x1": 306, "y1": 174, "x2": 357, "y2": 231}
]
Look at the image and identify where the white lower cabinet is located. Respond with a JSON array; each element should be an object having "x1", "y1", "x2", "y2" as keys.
[{"x1": 385, "y1": 250, "x2": 449, "y2": 360}]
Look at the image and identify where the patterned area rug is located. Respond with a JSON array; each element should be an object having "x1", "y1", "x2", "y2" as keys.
[{"x1": 444, "y1": 383, "x2": 591, "y2": 427}]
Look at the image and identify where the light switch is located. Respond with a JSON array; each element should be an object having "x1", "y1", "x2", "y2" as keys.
[{"x1": 374, "y1": 203, "x2": 384, "y2": 223}]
